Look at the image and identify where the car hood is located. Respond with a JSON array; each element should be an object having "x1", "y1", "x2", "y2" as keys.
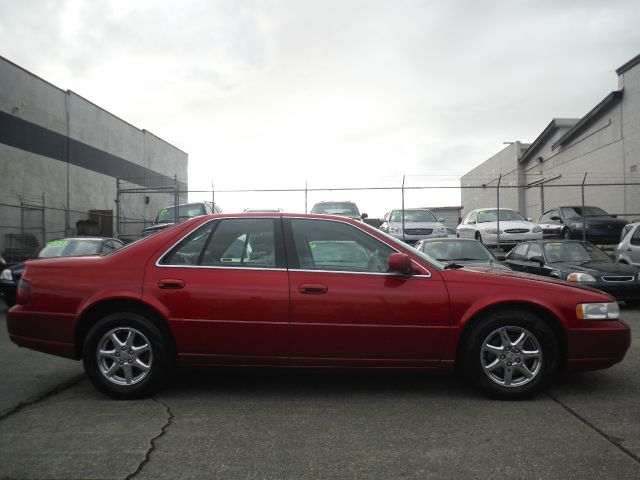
[
  {"x1": 388, "y1": 221, "x2": 444, "y2": 229},
  {"x1": 441, "y1": 266, "x2": 612, "y2": 298},
  {"x1": 565, "y1": 216, "x2": 627, "y2": 226},
  {"x1": 550, "y1": 261, "x2": 640, "y2": 275},
  {"x1": 476, "y1": 220, "x2": 536, "y2": 230},
  {"x1": 445, "y1": 260, "x2": 510, "y2": 270}
]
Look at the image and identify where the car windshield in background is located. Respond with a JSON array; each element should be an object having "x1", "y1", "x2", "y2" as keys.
[
  {"x1": 422, "y1": 240, "x2": 493, "y2": 261},
  {"x1": 543, "y1": 241, "x2": 612, "y2": 263},
  {"x1": 156, "y1": 204, "x2": 206, "y2": 223},
  {"x1": 311, "y1": 203, "x2": 360, "y2": 216},
  {"x1": 309, "y1": 241, "x2": 370, "y2": 269},
  {"x1": 389, "y1": 210, "x2": 437, "y2": 222},
  {"x1": 477, "y1": 209, "x2": 526, "y2": 223},
  {"x1": 560, "y1": 206, "x2": 609, "y2": 218},
  {"x1": 38, "y1": 239, "x2": 102, "y2": 258}
]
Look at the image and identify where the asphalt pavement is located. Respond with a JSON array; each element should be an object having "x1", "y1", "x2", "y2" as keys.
[{"x1": 1, "y1": 303, "x2": 639, "y2": 480}]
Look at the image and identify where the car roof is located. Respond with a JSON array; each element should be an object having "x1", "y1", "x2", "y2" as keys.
[
  {"x1": 48, "y1": 237, "x2": 114, "y2": 242},
  {"x1": 419, "y1": 238, "x2": 479, "y2": 243}
]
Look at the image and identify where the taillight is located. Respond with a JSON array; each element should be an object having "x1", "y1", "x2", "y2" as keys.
[{"x1": 16, "y1": 278, "x2": 31, "y2": 305}]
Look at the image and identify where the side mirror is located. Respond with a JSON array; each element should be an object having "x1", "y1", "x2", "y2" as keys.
[
  {"x1": 361, "y1": 213, "x2": 368, "y2": 220},
  {"x1": 611, "y1": 214, "x2": 618, "y2": 218},
  {"x1": 550, "y1": 216, "x2": 561, "y2": 221},
  {"x1": 530, "y1": 256, "x2": 545, "y2": 266},
  {"x1": 437, "y1": 217, "x2": 445, "y2": 223},
  {"x1": 527, "y1": 217, "x2": 533, "y2": 222},
  {"x1": 388, "y1": 253, "x2": 413, "y2": 274},
  {"x1": 494, "y1": 253, "x2": 506, "y2": 261}
]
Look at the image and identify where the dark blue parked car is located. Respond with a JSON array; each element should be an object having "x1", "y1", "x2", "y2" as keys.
[
  {"x1": 504, "y1": 240, "x2": 640, "y2": 306},
  {"x1": 537, "y1": 206, "x2": 627, "y2": 244}
]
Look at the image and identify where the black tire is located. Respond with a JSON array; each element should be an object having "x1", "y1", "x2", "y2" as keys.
[
  {"x1": 475, "y1": 231, "x2": 483, "y2": 243},
  {"x1": 562, "y1": 228, "x2": 571, "y2": 240},
  {"x1": 83, "y1": 312, "x2": 172, "y2": 399},
  {"x1": 463, "y1": 310, "x2": 558, "y2": 399},
  {"x1": 2, "y1": 294, "x2": 16, "y2": 308}
]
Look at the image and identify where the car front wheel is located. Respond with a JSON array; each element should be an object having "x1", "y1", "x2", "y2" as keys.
[
  {"x1": 83, "y1": 312, "x2": 172, "y2": 399},
  {"x1": 562, "y1": 228, "x2": 571, "y2": 239},
  {"x1": 463, "y1": 310, "x2": 558, "y2": 398},
  {"x1": 475, "y1": 231, "x2": 483, "y2": 243}
]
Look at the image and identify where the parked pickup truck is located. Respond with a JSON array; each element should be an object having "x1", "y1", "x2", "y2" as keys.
[{"x1": 142, "y1": 201, "x2": 223, "y2": 236}]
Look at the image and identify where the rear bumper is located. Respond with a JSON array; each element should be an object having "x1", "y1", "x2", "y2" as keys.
[
  {"x1": 565, "y1": 320, "x2": 631, "y2": 371},
  {"x1": 7, "y1": 308, "x2": 78, "y2": 359}
]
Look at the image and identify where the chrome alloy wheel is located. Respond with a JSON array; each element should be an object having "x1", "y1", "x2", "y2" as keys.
[
  {"x1": 480, "y1": 326, "x2": 542, "y2": 388},
  {"x1": 96, "y1": 327, "x2": 153, "y2": 386}
]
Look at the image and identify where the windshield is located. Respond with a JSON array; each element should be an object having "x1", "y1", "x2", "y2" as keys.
[
  {"x1": 560, "y1": 206, "x2": 609, "y2": 219},
  {"x1": 38, "y1": 239, "x2": 102, "y2": 258},
  {"x1": 389, "y1": 210, "x2": 437, "y2": 222},
  {"x1": 421, "y1": 240, "x2": 494, "y2": 261},
  {"x1": 156, "y1": 204, "x2": 206, "y2": 223},
  {"x1": 311, "y1": 202, "x2": 360, "y2": 216},
  {"x1": 543, "y1": 241, "x2": 612, "y2": 263},
  {"x1": 477, "y1": 209, "x2": 526, "y2": 223}
]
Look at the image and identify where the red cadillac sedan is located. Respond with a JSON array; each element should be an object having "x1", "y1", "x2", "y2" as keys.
[{"x1": 7, "y1": 213, "x2": 631, "y2": 399}]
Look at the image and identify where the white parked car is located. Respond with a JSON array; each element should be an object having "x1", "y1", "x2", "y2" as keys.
[
  {"x1": 457, "y1": 208, "x2": 543, "y2": 247},
  {"x1": 380, "y1": 208, "x2": 447, "y2": 243},
  {"x1": 616, "y1": 221, "x2": 640, "y2": 266}
]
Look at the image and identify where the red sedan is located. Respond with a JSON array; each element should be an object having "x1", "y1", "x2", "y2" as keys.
[{"x1": 7, "y1": 213, "x2": 631, "y2": 399}]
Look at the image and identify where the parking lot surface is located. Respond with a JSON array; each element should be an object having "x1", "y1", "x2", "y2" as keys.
[{"x1": 1, "y1": 304, "x2": 639, "y2": 480}]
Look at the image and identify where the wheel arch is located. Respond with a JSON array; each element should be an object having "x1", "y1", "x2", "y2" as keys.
[
  {"x1": 74, "y1": 298, "x2": 177, "y2": 360},
  {"x1": 454, "y1": 301, "x2": 567, "y2": 372}
]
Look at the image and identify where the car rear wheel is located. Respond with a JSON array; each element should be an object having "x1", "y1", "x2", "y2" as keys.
[
  {"x1": 475, "y1": 231, "x2": 483, "y2": 243},
  {"x1": 562, "y1": 228, "x2": 571, "y2": 240},
  {"x1": 83, "y1": 312, "x2": 171, "y2": 399},
  {"x1": 463, "y1": 310, "x2": 558, "y2": 399}
]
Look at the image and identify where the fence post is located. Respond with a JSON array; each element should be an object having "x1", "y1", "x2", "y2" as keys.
[
  {"x1": 173, "y1": 174, "x2": 179, "y2": 224},
  {"x1": 401, "y1": 175, "x2": 406, "y2": 242},
  {"x1": 212, "y1": 181, "x2": 215, "y2": 208},
  {"x1": 497, "y1": 174, "x2": 502, "y2": 248},
  {"x1": 115, "y1": 178, "x2": 121, "y2": 237},
  {"x1": 41, "y1": 192, "x2": 46, "y2": 246},
  {"x1": 581, "y1": 172, "x2": 587, "y2": 241},
  {"x1": 305, "y1": 181, "x2": 308, "y2": 213}
]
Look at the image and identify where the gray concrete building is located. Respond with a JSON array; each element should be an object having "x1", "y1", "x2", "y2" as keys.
[
  {"x1": 461, "y1": 53, "x2": 640, "y2": 223},
  {"x1": 0, "y1": 55, "x2": 188, "y2": 260}
]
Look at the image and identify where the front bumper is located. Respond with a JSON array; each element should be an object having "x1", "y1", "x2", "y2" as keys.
[
  {"x1": 483, "y1": 232, "x2": 543, "y2": 247},
  {"x1": 389, "y1": 233, "x2": 448, "y2": 243},
  {"x1": 594, "y1": 282, "x2": 640, "y2": 302},
  {"x1": 566, "y1": 320, "x2": 631, "y2": 371}
]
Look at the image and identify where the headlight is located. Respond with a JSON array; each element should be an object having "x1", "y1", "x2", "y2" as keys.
[
  {"x1": 435, "y1": 225, "x2": 446, "y2": 233},
  {"x1": 0, "y1": 269, "x2": 12, "y2": 281},
  {"x1": 532, "y1": 225, "x2": 542, "y2": 233},
  {"x1": 389, "y1": 226, "x2": 401, "y2": 234},
  {"x1": 567, "y1": 272, "x2": 596, "y2": 283},
  {"x1": 576, "y1": 302, "x2": 620, "y2": 320},
  {"x1": 483, "y1": 227, "x2": 503, "y2": 234}
]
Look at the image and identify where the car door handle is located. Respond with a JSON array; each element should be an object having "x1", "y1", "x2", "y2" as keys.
[
  {"x1": 627, "y1": 248, "x2": 633, "y2": 252},
  {"x1": 158, "y1": 279, "x2": 185, "y2": 289},
  {"x1": 298, "y1": 283, "x2": 328, "y2": 294}
]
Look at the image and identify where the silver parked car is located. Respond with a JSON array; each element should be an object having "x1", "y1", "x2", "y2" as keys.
[
  {"x1": 380, "y1": 208, "x2": 447, "y2": 244},
  {"x1": 457, "y1": 208, "x2": 543, "y2": 247},
  {"x1": 616, "y1": 222, "x2": 640, "y2": 266}
]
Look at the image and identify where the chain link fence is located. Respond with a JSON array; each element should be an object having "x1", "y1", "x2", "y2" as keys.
[{"x1": 3, "y1": 174, "x2": 639, "y2": 263}]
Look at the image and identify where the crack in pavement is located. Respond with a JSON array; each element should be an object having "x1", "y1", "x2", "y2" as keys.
[
  {"x1": 126, "y1": 397, "x2": 174, "y2": 480},
  {"x1": 547, "y1": 391, "x2": 640, "y2": 464},
  {"x1": 0, "y1": 374, "x2": 86, "y2": 422}
]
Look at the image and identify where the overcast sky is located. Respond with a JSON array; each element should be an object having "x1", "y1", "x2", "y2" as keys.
[{"x1": 1, "y1": 0, "x2": 639, "y2": 216}]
